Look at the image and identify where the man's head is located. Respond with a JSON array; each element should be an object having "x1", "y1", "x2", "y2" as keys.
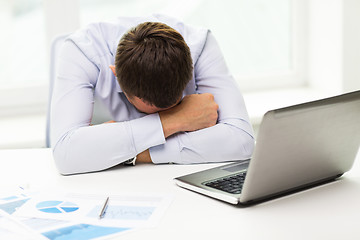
[{"x1": 114, "y1": 22, "x2": 193, "y2": 113}]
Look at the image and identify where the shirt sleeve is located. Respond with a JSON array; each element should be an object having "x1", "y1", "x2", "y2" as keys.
[
  {"x1": 51, "y1": 41, "x2": 166, "y2": 175},
  {"x1": 149, "y1": 32, "x2": 255, "y2": 164}
]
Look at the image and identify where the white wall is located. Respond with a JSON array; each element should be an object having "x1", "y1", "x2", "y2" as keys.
[
  {"x1": 343, "y1": 0, "x2": 360, "y2": 91},
  {"x1": 309, "y1": 0, "x2": 360, "y2": 94}
]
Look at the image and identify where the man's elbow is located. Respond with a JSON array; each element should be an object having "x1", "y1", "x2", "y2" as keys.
[
  {"x1": 52, "y1": 145, "x2": 76, "y2": 175},
  {"x1": 241, "y1": 133, "x2": 255, "y2": 159}
]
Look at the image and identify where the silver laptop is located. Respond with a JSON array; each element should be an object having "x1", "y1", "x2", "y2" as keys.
[{"x1": 174, "y1": 90, "x2": 360, "y2": 205}]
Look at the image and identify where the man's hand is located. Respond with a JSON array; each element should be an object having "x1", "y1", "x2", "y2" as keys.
[{"x1": 159, "y1": 93, "x2": 219, "y2": 138}]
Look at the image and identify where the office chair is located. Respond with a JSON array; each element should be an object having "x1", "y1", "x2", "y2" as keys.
[{"x1": 46, "y1": 34, "x2": 112, "y2": 147}]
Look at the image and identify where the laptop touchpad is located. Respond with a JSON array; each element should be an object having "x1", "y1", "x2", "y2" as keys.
[{"x1": 221, "y1": 161, "x2": 249, "y2": 173}]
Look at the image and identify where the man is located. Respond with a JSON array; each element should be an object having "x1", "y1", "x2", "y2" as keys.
[{"x1": 51, "y1": 14, "x2": 254, "y2": 175}]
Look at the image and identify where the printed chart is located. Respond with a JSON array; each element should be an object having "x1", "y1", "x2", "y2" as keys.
[
  {"x1": 42, "y1": 223, "x2": 129, "y2": 240},
  {"x1": 87, "y1": 205, "x2": 155, "y2": 220},
  {"x1": 36, "y1": 201, "x2": 79, "y2": 214}
]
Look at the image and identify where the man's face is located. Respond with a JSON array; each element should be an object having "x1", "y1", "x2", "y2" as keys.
[{"x1": 125, "y1": 94, "x2": 179, "y2": 114}]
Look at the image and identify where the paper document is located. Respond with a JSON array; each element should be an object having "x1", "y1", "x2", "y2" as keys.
[
  {"x1": 1, "y1": 188, "x2": 173, "y2": 240},
  {"x1": 15, "y1": 191, "x2": 173, "y2": 228},
  {"x1": 0, "y1": 209, "x2": 46, "y2": 240}
]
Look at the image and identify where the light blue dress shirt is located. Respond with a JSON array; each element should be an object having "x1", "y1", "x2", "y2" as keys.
[{"x1": 50, "y1": 14, "x2": 254, "y2": 175}]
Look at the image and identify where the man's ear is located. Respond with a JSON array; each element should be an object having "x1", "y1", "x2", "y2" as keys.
[{"x1": 109, "y1": 65, "x2": 116, "y2": 76}]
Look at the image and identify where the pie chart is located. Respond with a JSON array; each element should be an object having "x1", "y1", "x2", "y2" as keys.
[{"x1": 36, "y1": 200, "x2": 79, "y2": 213}]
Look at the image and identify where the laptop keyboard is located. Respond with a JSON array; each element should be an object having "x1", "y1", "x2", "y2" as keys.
[{"x1": 203, "y1": 172, "x2": 247, "y2": 195}]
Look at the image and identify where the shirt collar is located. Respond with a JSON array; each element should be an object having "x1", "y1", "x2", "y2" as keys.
[
  {"x1": 115, "y1": 81, "x2": 122, "y2": 93},
  {"x1": 111, "y1": 68, "x2": 123, "y2": 93}
]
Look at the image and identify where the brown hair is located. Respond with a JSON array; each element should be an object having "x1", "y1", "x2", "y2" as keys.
[{"x1": 115, "y1": 22, "x2": 193, "y2": 108}]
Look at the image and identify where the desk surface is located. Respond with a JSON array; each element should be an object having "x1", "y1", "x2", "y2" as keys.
[{"x1": 1, "y1": 148, "x2": 359, "y2": 240}]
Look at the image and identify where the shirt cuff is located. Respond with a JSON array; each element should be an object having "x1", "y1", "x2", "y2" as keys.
[
  {"x1": 149, "y1": 134, "x2": 181, "y2": 164},
  {"x1": 129, "y1": 113, "x2": 166, "y2": 154}
]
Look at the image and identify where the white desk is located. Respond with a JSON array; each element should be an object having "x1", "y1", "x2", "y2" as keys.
[{"x1": 1, "y1": 148, "x2": 359, "y2": 240}]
